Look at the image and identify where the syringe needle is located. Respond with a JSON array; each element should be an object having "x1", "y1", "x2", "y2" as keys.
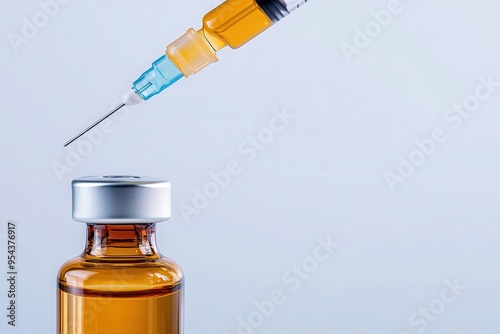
[{"x1": 63, "y1": 103, "x2": 126, "y2": 147}]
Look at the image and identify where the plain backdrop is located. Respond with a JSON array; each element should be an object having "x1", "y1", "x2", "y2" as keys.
[{"x1": 1, "y1": 0, "x2": 500, "y2": 333}]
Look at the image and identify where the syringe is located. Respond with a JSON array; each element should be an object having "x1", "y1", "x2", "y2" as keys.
[{"x1": 64, "y1": 0, "x2": 308, "y2": 147}]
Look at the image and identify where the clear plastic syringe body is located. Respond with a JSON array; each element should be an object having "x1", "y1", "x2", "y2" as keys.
[{"x1": 130, "y1": 0, "x2": 308, "y2": 103}]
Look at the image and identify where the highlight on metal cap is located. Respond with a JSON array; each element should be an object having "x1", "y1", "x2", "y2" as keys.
[{"x1": 72, "y1": 176, "x2": 171, "y2": 223}]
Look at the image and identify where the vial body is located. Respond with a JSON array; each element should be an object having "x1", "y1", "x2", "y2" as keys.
[{"x1": 57, "y1": 224, "x2": 183, "y2": 334}]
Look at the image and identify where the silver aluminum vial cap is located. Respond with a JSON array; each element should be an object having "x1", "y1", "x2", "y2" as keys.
[{"x1": 72, "y1": 176, "x2": 171, "y2": 224}]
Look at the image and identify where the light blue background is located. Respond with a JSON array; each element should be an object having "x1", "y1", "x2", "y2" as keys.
[{"x1": 1, "y1": 0, "x2": 500, "y2": 333}]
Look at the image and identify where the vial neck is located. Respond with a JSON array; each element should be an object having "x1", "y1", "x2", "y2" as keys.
[{"x1": 84, "y1": 224, "x2": 160, "y2": 259}]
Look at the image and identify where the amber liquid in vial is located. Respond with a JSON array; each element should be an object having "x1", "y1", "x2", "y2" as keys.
[{"x1": 58, "y1": 224, "x2": 183, "y2": 334}]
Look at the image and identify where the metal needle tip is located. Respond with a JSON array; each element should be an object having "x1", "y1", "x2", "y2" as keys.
[{"x1": 64, "y1": 103, "x2": 126, "y2": 147}]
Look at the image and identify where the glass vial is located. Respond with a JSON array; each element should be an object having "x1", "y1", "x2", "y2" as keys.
[{"x1": 57, "y1": 176, "x2": 183, "y2": 334}]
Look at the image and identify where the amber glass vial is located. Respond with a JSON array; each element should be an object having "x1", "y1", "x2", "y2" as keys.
[{"x1": 57, "y1": 176, "x2": 183, "y2": 334}]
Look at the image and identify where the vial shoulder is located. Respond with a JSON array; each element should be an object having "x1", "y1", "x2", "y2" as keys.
[{"x1": 57, "y1": 255, "x2": 183, "y2": 292}]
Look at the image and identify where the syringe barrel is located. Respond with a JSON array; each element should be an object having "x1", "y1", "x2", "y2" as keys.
[
  {"x1": 202, "y1": 0, "x2": 308, "y2": 50},
  {"x1": 202, "y1": 0, "x2": 273, "y2": 49}
]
